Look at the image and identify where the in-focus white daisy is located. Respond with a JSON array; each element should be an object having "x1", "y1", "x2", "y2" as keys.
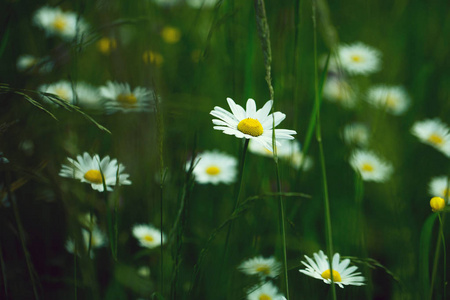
[
  {"x1": 75, "y1": 82, "x2": 102, "y2": 109},
  {"x1": 33, "y1": 6, "x2": 88, "y2": 41},
  {"x1": 39, "y1": 80, "x2": 74, "y2": 105},
  {"x1": 246, "y1": 282, "x2": 285, "y2": 300},
  {"x1": 210, "y1": 98, "x2": 297, "y2": 152},
  {"x1": 342, "y1": 123, "x2": 370, "y2": 147},
  {"x1": 299, "y1": 250, "x2": 365, "y2": 288},
  {"x1": 17, "y1": 55, "x2": 53, "y2": 73},
  {"x1": 238, "y1": 256, "x2": 281, "y2": 278},
  {"x1": 186, "y1": 0, "x2": 218, "y2": 8},
  {"x1": 411, "y1": 119, "x2": 450, "y2": 157},
  {"x1": 248, "y1": 140, "x2": 313, "y2": 171},
  {"x1": 59, "y1": 152, "x2": 131, "y2": 192},
  {"x1": 323, "y1": 78, "x2": 357, "y2": 109},
  {"x1": 132, "y1": 224, "x2": 166, "y2": 249},
  {"x1": 338, "y1": 42, "x2": 381, "y2": 76},
  {"x1": 187, "y1": 150, "x2": 237, "y2": 185},
  {"x1": 349, "y1": 150, "x2": 393, "y2": 182},
  {"x1": 100, "y1": 81, "x2": 154, "y2": 113},
  {"x1": 428, "y1": 176, "x2": 450, "y2": 200},
  {"x1": 366, "y1": 85, "x2": 410, "y2": 115}
]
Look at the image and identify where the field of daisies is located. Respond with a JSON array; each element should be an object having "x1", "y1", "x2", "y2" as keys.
[{"x1": 1, "y1": 0, "x2": 450, "y2": 299}]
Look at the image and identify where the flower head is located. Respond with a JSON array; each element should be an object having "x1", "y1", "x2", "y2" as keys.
[
  {"x1": 323, "y1": 78, "x2": 357, "y2": 109},
  {"x1": 59, "y1": 152, "x2": 131, "y2": 192},
  {"x1": 349, "y1": 150, "x2": 393, "y2": 182},
  {"x1": 342, "y1": 123, "x2": 370, "y2": 147},
  {"x1": 338, "y1": 42, "x2": 381, "y2": 75},
  {"x1": 187, "y1": 150, "x2": 237, "y2": 185},
  {"x1": 238, "y1": 256, "x2": 281, "y2": 279},
  {"x1": 132, "y1": 224, "x2": 165, "y2": 249},
  {"x1": 75, "y1": 82, "x2": 102, "y2": 109},
  {"x1": 100, "y1": 81, "x2": 155, "y2": 113},
  {"x1": 366, "y1": 85, "x2": 410, "y2": 115},
  {"x1": 97, "y1": 37, "x2": 117, "y2": 54},
  {"x1": 411, "y1": 119, "x2": 450, "y2": 157},
  {"x1": 66, "y1": 225, "x2": 106, "y2": 258},
  {"x1": 211, "y1": 98, "x2": 296, "y2": 152},
  {"x1": 300, "y1": 250, "x2": 365, "y2": 288},
  {"x1": 246, "y1": 282, "x2": 285, "y2": 300},
  {"x1": 17, "y1": 55, "x2": 53, "y2": 73},
  {"x1": 161, "y1": 26, "x2": 181, "y2": 44},
  {"x1": 428, "y1": 176, "x2": 450, "y2": 199},
  {"x1": 186, "y1": 0, "x2": 218, "y2": 8},
  {"x1": 39, "y1": 80, "x2": 74, "y2": 105},
  {"x1": 430, "y1": 197, "x2": 446, "y2": 212}
]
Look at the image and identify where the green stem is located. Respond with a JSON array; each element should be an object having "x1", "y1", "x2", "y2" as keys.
[
  {"x1": 429, "y1": 212, "x2": 446, "y2": 299},
  {"x1": 0, "y1": 242, "x2": 7, "y2": 298}
]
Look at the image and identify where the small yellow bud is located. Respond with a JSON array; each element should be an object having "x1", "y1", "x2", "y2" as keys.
[{"x1": 430, "y1": 197, "x2": 446, "y2": 212}]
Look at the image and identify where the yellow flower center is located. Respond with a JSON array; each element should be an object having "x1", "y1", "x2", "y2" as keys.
[
  {"x1": 52, "y1": 16, "x2": 67, "y2": 32},
  {"x1": 430, "y1": 197, "x2": 445, "y2": 212},
  {"x1": 385, "y1": 95, "x2": 396, "y2": 108},
  {"x1": 237, "y1": 118, "x2": 264, "y2": 137},
  {"x1": 361, "y1": 163, "x2": 374, "y2": 172},
  {"x1": 54, "y1": 88, "x2": 69, "y2": 101},
  {"x1": 321, "y1": 269, "x2": 342, "y2": 282},
  {"x1": 84, "y1": 170, "x2": 103, "y2": 184},
  {"x1": 144, "y1": 235, "x2": 154, "y2": 242},
  {"x1": 161, "y1": 26, "x2": 181, "y2": 44},
  {"x1": 350, "y1": 54, "x2": 362, "y2": 63},
  {"x1": 255, "y1": 265, "x2": 271, "y2": 275},
  {"x1": 97, "y1": 38, "x2": 117, "y2": 54},
  {"x1": 206, "y1": 166, "x2": 221, "y2": 175},
  {"x1": 428, "y1": 133, "x2": 444, "y2": 146},
  {"x1": 259, "y1": 294, "x2": 272, "y2": 300},
  {"x1": 117, "y1": 93, "x2": 137, "y2": 106},
  {"x1": 142, "y1": 51, "x2": 164, "y2": 65}
]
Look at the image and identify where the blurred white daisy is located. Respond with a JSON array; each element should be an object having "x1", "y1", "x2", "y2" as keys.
[
  {"x1": 342, "y1": 123, "x2": 370, "y2": 147},
  {"x1": 33, "y1": 6, "x2": 88, "y2": 41},
  {"x1": 187, "y1": 150, "x2": 237, "y2": 185},
  {"x1": 39, "y1": 80, "x2": 74, "y2": 105},
  {"x1": 137, "y1": 266, "x2": 151, "y2": 277},
  {"x1": 17, "y1": 55, "x2": 53, "y2": 73},
  {"x1": 299, "y1": 250, "x2": 365, "y2": 288},
  {"x1": 186, "y1": 0, "x2": 218, "y2": 8},
  {"x1": 366, "y1": 85, "x2": 410, "y2": 115},
  {"x1": 238, "y1": 256, "x2": 281, "y2": 279},
  {"x1": 349, "y1": 150, "x2": 393, "y2": 182},
  {"x1": 210, "y1": 98, "x2": 297, "y2": 152},
  {"x1": 75, "y1": 82, "x2": 102, "y2": 109},
  {"x1": 132, "y1": 224, "x2": 165, "y2": 249},
  {"x1": 78, "y1": 213, "x2": 97, "y2": 229},
  {"x1": 82, "y1": 227, "x2": 107, "y2": 250},
  {"x1": 100, "y1": 81, "x2": 154, "y2": 113},
  {"x1": 151, "y1": 0, "x2": 180, "y2": 7},
  {"x1": 411, "y1": 119, "x2": 450, "y2": 157},
  {"x1": 428, "y1": 176, "x2": 450, "y2": 200},
  {"x1": 246, "y1": 282, "x2": 285, "y2": 300},
  {"x1": 323, "y1": 78, "x2": 357, "y2": 109},
  {"x1": 59, "y1": 152, "x2": 131, "y2": 192},
  {"x1": 338, "y1": 42, "x2": 381, "y2": 75}
]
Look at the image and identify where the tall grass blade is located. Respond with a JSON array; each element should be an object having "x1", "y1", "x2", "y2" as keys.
[{"x1": 419, "y1": 213, "x2": 437, "y2": 298}]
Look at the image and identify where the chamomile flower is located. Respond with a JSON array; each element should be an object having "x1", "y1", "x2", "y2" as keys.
[
  {"x1": 59, "y1": 152, "x2": 131, "y2": 192},
  {"x1": 39, "y1": 80, "x2": 74, "y2": 105},
  {"x1": 82, "y1": 227, "x2": 107, "y2": 250},
  {"x1": 210, "y1": 98, "x2": 297, "y2": 152},
  {"x1": 428, "y1": 176, "x2": 450, "y2": 200},
  {"x1": 132, "y1": 224, "x2": 165, "y2": 249},
  {"x1": 246, "y1": 282, "x2": 285, "y2": 300},
  {"x1": 75, "y1": 82, "x2": 102, "y2": 109},
  {"x1": 17, "y1": 55, "x2": 53, "y2": 73},
  {"x1": 366, "y1": 85, "x2": 410, "y2": 115},
  {"x1": 411, "y1": 119, "x2": 450, "y2": 157},
  {"x1": 349, "y1": 150, "x2": 393, "y2": 182},
  {"x1": 186, "y1": 0, "x2": 218, "y2": 8},
  {"x1": 299, "y1": 250, "x2": 365, "y2": 288},
  {"x1": 100, "y1": 81, "x2": 154, "y2": 113},
  {"x1": 187, "y1": 150, "x2": 237, "y2": 185},
  {"x1": 342, "y1": 123, "x2": 370, "y2": 147},
  {"x1": 238, "y1": 256, "x2": 281, "y2": 278},
  {"x1": 33, "y1": 6, "x2": 88, "y2": 41},
  {"x1": 323, "y1": 78, "x2": 357, "y2": 109},
  {"x1": 338, "y1": 42, "x2": 382, "y2": 75}
]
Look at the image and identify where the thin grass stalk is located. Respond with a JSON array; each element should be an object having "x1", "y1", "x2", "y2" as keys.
[
  {"x1": 312, "y1": 1, "x2": 336, "y2": 299},
  {"x1": 429, "y1": 212, "x2": 446, "y2": 300},
  {"x1": 438, "y1": 213, "x2": 446, "y2": 300},
  {"x1": 0, "y1": 242, "x2": 7, "y2": 297}
]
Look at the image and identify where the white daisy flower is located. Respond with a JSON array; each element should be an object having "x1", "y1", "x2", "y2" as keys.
[
  {"x1": 39, "y1": 80, "x2": 74, "y2": 105},
  {"x1": 33, "y1": 6, "x2": 88, "y2": 41},
  {"x1": 75, "y1": 82, "x2": 102, "y2": 109},
  {"x1": 17, "y1": 55, "x2": 53, "y2": 73},
  {"x1": 366, "y1": 85, "x2": 410, "y2": 115},
  {"x1": 323, "y1": 78, "x2": 357, "y2": 109},
  {"x1": 338, "y1": 42, "x2": 382, "y2": 75},
  {"x1": 186, "y1": 0, "x2": 218, "y2": 8},
  {"x1": 187, "y1": 150, "x2": 237, "y2": 185},
  {"x1": 342, "y1": 123, "x2": 370, "y2": 147},
  {"x1": 246, "y1": 282, "x2": 285, "y2": 300},
  {"x1": 210, "y1": 98, "x2": 297, "y2": 152},
  {"x1": 65, "y1": 238, "x2": 77, "y2": 255},
  {"x1": 299, "y1": 250, "x2": 365, "y2": 288},
  {"x1": 428, "y1": 176, "x2": 450, "y2": 200},
  {"x1": 59, "y1": 152, "x2": 131, "y2": 192},
  {"x1": 82, "y1": 227, "x2": 107, "y2": 250},
  {"x1": 99, "y1": 81, "x2": 155, "y2": 113},
  {"x1": 411, "y1": 119, "x2": 450, "y2": 157},
  {"x1": 349, "y1": 150, "x2": 393, "y2": 182},
  {"x1": 238, "y1": 256, "x2": 282, "y2": 278},
  {"x1": 132, "y1": 224, "x2": 165, "y2": 249}
]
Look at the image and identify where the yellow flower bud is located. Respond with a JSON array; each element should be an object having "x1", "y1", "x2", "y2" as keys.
[{"x1": 430, "y1": 196, "x2": 446, "y2": 212}]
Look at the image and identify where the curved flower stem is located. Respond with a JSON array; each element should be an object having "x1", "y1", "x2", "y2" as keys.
[{"x1": 429, "y1": 212, "x2": 446, "y2": 300}]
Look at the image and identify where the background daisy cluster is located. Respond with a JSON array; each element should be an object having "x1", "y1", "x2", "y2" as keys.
[{"x1": 1, "y1": 0, "x2": 449, "y2": 299}]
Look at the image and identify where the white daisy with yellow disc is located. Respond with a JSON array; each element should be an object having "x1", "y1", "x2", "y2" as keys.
[
  {"x1": 366, "y1": 85, "x2": 410, "y2": 115},
  {"x1": 132, "y1": 224, "x2": 165, "y2": 249},
  {"x1": 299, "y1": 250, "x2": 365, "y2": 288},
  {"x1": 338, "y1": 42, "x2": 381, "y2": 76},
  {"x1": 238, "y1": 256, "x2": 281, "y2": 279},
  {"x1": 349, "y1": 150, "x2": 393, "y2": 182},
  {"x1": 246, "y1": 282, "x2": 285, "y2": 300},
  {"x1": 39, "y1": 80, "x2": 74, "y2": 105},
  {"x1": 188, "y1": 150, "x2": 237, "y2": 185},
  {"x1": 342, "y1": 123, "x2": 370, "y2": 147},
  {"x1": 59, "y1": 152, "x2": 131, "y2": 192},
  {"x1": 428, "y1": 176, "x2": 450, "y2": 200},
  {"x1": 323, "y1": 78, "x2": 357, "y2": 109},
  {"x1": 210, "y1": 98, "x2": 297, "y2": 152},
  {"x1": 411, "y1": 118, "x2": 450, "y2": 157},
  {"x1": 100, "y1": 81, "x2": 154, "y2": 113}
]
